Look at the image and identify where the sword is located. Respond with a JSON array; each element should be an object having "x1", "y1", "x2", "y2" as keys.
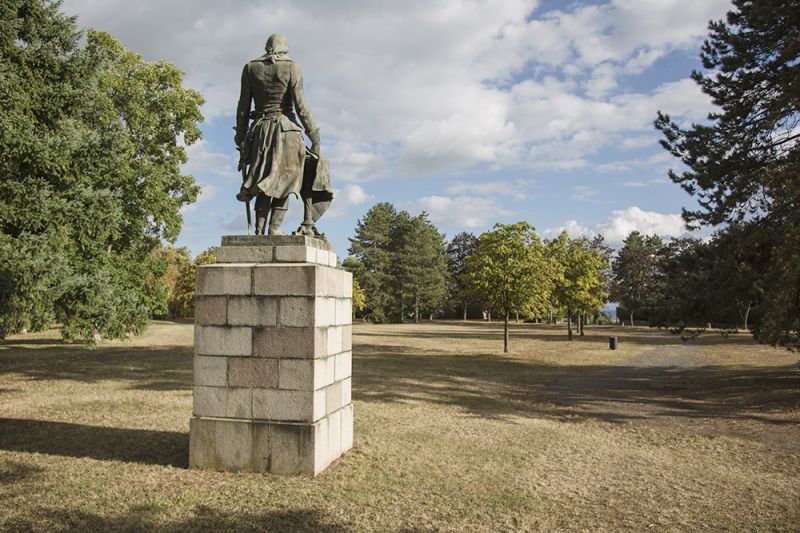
[
  {"x1": 237, "y1": 138, "x2": 252, "y2": 236},
  {"x1": 242, "y1": 164, "x2": 252, "y2": 235}
]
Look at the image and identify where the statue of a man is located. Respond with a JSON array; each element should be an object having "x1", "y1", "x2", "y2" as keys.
[{"x1": 234, "y1": 33, "x2": 322, "y2": 235}]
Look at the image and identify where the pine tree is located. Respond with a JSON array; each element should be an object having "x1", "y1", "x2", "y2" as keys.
[
  {"x1": 446, "y1": 232, "x2": 479, "y2": 320},
  {"x1": 395, "y1": 213, "x2": 447, "y2": 322},
  {"x1": 347, "y1": 203, "x2": 403, "y2": 322},
  {"x1": 655, "y1": 0, "x2": 799, "y2": 347},
  {"x1": 610, "y1": 232, "x2": 664, "y2": 327}
]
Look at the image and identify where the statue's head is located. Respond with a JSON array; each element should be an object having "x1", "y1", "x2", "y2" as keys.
[{"x1": 265, "y1": 34, "x2": 289, "y2": 54}]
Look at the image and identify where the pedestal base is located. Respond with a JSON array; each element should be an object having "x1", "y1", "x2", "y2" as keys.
[
  {"x1": 189, "y1": 235, "x2": 353, "y2": 477},
  {"x1": 189, "y1": 403, "x2": 353, "y2": 477}
]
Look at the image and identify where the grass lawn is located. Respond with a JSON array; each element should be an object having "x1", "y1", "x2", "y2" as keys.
[{"x1": 0, "y1": 320, "x2": 798, "y2": 531}]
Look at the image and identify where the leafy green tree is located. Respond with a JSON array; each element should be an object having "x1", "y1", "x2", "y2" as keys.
[
  {"x1": 464, "y1": 222, "x2": 555, "y2": 352},
  {"x1": 655, "y1": 0, "x2": 799, "y2": 347},
  {"x1": 165, "y1": 246, "x2": 216, "y2": 320},
  {"x1": 446, "y1": 232, "x2": 479, "y2": 320},
  {"x1": 611, "y1": 232, "x2": 664, "y2": 326},
  {"x1": 352, "y1": 278, "x2": 367, "y2": 318},
  {"x1": 150, "y1": 246, "x2": 194, "y2": 319},
  {"x1": 170, "y1": 257, "x2": 196, "y2": 319},
  {"x1": 195, "y1": 247, "x2": 217, "y2": 267},
  {"x1": 0, "y1": 1, "x2": 203, "y2": 342},
  {"x1": 654, "y1": 232, "x2": 763, "y2": 330},
  {"x1": 547, "y1": 232, "x2": 609, "y2": 340}
]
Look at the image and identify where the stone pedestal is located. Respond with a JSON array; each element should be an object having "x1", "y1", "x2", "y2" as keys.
[{"x1": 189, "y1": 235, "x2": 353, "y2": 477}]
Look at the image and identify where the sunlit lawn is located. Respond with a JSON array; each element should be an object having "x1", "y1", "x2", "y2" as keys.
[{"x1": 0, "y1": 320, "x2": 798, "y2": 531}]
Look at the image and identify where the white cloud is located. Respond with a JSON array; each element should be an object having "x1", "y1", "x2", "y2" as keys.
[
  {"x1": 325, "y1": 184, "x2": 374, "y2": 219},
  {"x1": 411, "y1": 195, "x2": 514, "y2": 229},
  {"x1": 620, "y1": 135, "x2": 658, "y2": 150},
  {"x1": 600, "y1": 206, "x2": 687, "y2": 244},
  {"x1": 180, "y1": 183, "x2": 218, "y2": 214},
  {"x1": 444, "y1": 178, "x2": 536, "y2": 200},
  {"x1": 542, "y1": 219, "x2": 592, "y2": 239},
  {"x1": 62, "y1": 0, "x2": 726, "y2": 178},
  {"x1": 620, "y1": 178, "x2": 668, "y2": 188},
  {"x1": 597, "y1": 151, "x2": 673, "y2": 173},
  {"x1": 526, "y1": 0, "x2": 729, "y2": 70},
  {"x1": 571, "y1": 185, "x2": 600, "y2": 201},
  {"x1": 182, "y1": 139, "x2": 238, "y2": 180},
  {"x1": 545, "y1": 206, "x2": 688, "y2": 247}
]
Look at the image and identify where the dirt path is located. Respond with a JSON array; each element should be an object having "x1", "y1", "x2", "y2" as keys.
[
  {"x1": 621, "y1": 333, "x2": 704, "y2": 367},
  {"x1": 547, "y1": 334, "x2": 800, "y2": 452}
]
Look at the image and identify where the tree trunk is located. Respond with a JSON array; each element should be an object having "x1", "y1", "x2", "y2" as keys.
[
  {"x1": 487, "y1": 310, "x2": 492, "y2": 322},
  {"x1": 579, "y1": 314, "x2": 585, "y2": 336},
  {"x1": 429, "y1": 311, "x2": 433, "y2": 321},
  {"x1": 463, "y1": 301, "x2": 468, "y2": 321},
  {"x1": 629, "y1": 311, "x2": 634, "y2": 327},
  {"x1": 515, "y1": 311, "x2": 519, "y2": 323},
  {"x1": 567, "y1": 310, "x2": 573, "y2": 341},
  {"x1": 503, "y1": 312, "x2": 510, "y2": 353},
  {"x1": 414, "y1": 294, "x2": 420, "y2": 323},
  {"x1": 743, "y1": 302, "x2": 751, "y2": 330}
]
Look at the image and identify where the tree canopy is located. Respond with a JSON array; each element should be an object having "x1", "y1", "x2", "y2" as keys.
[
  {"x1": 464, "y1": 222, "x2": 555, "y2": 352},
  {"x1": 0, "y1": 0, "x2": 203, "y2": 341},
  {"x1": 446, "y1": 232, "x2": 480, "y2": 320},
  {"x1": 548, "y1": 232, "x2": 609, "y2": 339},
  {"x1": 655, "y1": 0, "x2": 799, "y2": 348},
  {"x1": 346, "y1": 203, "x2": 447, "y2": 322},
  {"x1": 610, "y1": 232, "x2": 663, "y2": 326}
]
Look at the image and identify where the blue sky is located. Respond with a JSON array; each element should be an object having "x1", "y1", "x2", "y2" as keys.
[{"x1": 62, "y1": 0, "x2": 731, "y2": 256}]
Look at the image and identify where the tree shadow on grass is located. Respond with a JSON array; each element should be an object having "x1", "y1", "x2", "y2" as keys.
[
  {"x1": 0, "y1": 460, "x2": 46, "y2": 485},
  {"x1": 355, "y1": 324, "x2": 757, "y2": 347},
  {"x1": 352, "y1": 342, "x2": 800, "y2": 430},
  {"x1": 2, "y1": 506, "x2": 349, "y2": 533},
  {"x1": 0, "y1": 418, "x2": 188, "y2": 467},
  {"x1": 0, "y1": 343, "x2": 192, "y2": 391},
  {"x1": 354, "y1": 326, "x2": 757, "y2": 348}
]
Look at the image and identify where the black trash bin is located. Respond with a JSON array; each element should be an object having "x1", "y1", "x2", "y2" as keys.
[{"x1": 609, "y1": 336, "x2": 618, "y2": 350}]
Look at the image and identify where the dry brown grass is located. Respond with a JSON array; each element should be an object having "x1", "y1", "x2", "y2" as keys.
[{"x1": 0, "y1": 320, "x2": 798, "y2": 531}]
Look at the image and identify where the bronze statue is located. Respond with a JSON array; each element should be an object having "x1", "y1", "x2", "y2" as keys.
[{"x1": 235, "y1": 33, "x2": 332, "y2": 237}]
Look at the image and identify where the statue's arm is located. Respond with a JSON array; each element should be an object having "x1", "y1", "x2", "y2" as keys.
[
  {"x1": 235, "y1": 64, "x2": 252, "y2": 147},
  {"x1": 290, "y1": 63, "x2": 320, "y2": 153}
]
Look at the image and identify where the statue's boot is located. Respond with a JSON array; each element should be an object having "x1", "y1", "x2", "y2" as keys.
[
  {"x1": 268, "y1": 207, "x2": 287, "y2": 235},
  {"x1": 255, "y1": 213, "x2": 268, "y2": 235},
  {"x1": 253, "y1": 194, "x2": 273, "y2": 235}
]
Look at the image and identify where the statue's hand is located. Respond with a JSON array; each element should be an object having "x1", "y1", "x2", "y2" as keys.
[{"x1": 308, "y1": 128, "x2": 321, "y2": 156}]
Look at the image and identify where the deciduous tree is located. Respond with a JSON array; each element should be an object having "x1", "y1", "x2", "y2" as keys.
[
  {"x1": 0, "y1": 1, "x2": 204, "y2": 342},
  {"x1": 464, "y1": 222, "x2": 555, "y2": 352},
  {"x1": 548, "y1": 232, "x2": 609, "y2": 340}
]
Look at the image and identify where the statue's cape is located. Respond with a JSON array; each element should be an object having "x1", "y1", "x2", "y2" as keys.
[
  {"x1": 302, "y1": 153, "x2": 333, "y2": 223},
  {"x1": 304, "y1": 153, "x2": 332, "y2": 193}
]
